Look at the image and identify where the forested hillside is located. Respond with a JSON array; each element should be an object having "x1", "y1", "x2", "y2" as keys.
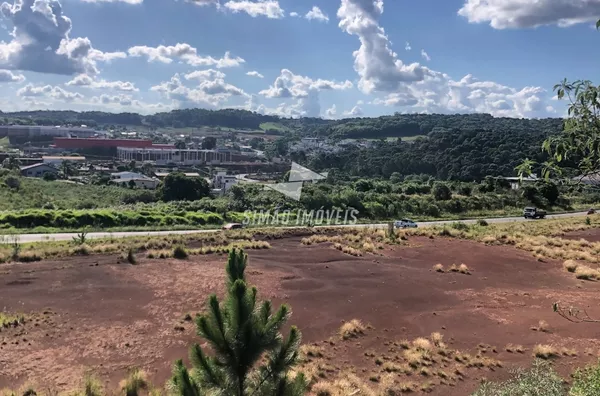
[
  {"x1": 0, "y1": 108, "x2": 563, "y2": 141},
  {"x1": 306, "y1": 126, "x2": 562, "y2": 181}
]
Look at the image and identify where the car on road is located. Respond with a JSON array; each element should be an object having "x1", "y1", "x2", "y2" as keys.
[
  {"x1": 588, "y1": 208, "x2": 596, "y2": 215},
  {"x1": 394, "y1": 219, "x2": 418, "y2": 229},
  {"x1": 523, "y1": 207, "x2": 547, "y2": 219},
  {"x1": 222, "y1": 223, "x2": 244, "y2": 230}
]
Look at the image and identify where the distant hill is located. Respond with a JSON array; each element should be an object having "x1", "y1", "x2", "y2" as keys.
[{"x1": 0, "y1": 108, "x2": 564, "y2": 140}]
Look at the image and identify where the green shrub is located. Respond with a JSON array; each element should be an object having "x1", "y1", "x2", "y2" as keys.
[
  {"x1": 451, "y1": 222, "x2": 470, "y2": 231},
  {"x1": 570, "y1": 360, "x2": 600, "y2": 396},
  {"x1": 586, "y1": 217, "x2": 592, "y2": 226},
  {"x1": 172, "y1": 245, "x2": 188, "y2": 259},
  {"x1": 472, "y1": 359, "x2": 564, "y2": 396}
]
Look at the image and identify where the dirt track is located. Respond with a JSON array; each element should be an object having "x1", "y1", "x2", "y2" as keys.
[{"x1": 2, "y1": 233, "x2": 600, "y2": 395}]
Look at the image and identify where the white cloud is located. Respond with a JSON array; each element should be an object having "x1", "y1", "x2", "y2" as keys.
[
  {"x1": 151, "y1": 72, "x2": 248, "y2": 108},
  {"x1": 0, "y1": 0, "x2": 125, "y2": 76},
  {"x1": 66, "y1": 74, "x2": 138, "y2": 91},
  {"x1": 289, "y1": 11, "x2": 299, "y2": 17},
  {"x1": 337, "y1": 0, "x2": 553, "y2": 118},
  {"x1": 405, "y1": 42, "x2": 411, "y2": 51},
  {"x1": 337, "y1": 0, "x2": 427, "y2": 94},
  {"x1": 88, "y1": 49, "x2": 127, "y2": 62},
  {"x1": 421, "y1": 49, "x2": 431, "y2": 62},
  {"x1": 246, "y1": 70, "x2": 264, "y2": 78},
  {"x1": 458, "y1": 0, "x2": 600, "y2": 29},
  {"x1": 186, "y1": 0, "x2": 219, "y2": 6},
  {"x1": 0, "y1": 69, "x2": 24, "y2": 82},
  {"x1": 260, "y1": 69, "x2": 352, "y2": 98},
  {"x1": 306, "y1": 6, "x2": 329, "y2": 22},
  {"x1": 128, "y1": 44, "x2": 244, "y2": 68},
  {"x1": 343, "y1": 105, "x2": 363, "y2": 116},
  {"x1": 17, "y1": 84, "x2": 84, "y2": 102},
  {"x1": 259, "y1": 69, "x2": 353, "y2": 117},
  {"x1": 81, "y1": 0, "x2": 142, "y2": 3},
  {"x1": 185, "y1": 69, "x2": 227, "y2": 81},
  {"x1": 325, "y1": 104, "x2": 337, "y2": 118},
  {"x1": 223, "y1": 0, "x2": 284, "y2": 18}
]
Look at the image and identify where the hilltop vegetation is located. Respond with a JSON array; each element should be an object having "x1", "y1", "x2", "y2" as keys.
[
  {"x1": 306, "y1": 127, "x2": 560, "y2": 180},
  {"x1": 1, "y1": 108, "x2": 564, "y2": 140}
]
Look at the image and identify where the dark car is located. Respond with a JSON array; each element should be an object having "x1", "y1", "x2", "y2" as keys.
[{"x1": 588, "y1": 208, "x2": 596, "y2": 215}]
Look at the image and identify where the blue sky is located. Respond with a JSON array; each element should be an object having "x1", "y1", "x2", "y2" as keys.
[{"x1": 0, "y1": 0, "x2": 599, "y2": 119}]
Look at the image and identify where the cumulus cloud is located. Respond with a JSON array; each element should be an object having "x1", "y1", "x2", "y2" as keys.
[
  {"x1": 325, "y1": 104, "x2": 337, "y2": 118},
  {"x1": 305, "y1": 6, "x2": 329, "y2": 22},
  {"x1": 259, "y1": 70, "x2": 351, "y2": 116},
  {"x1": 289, "y1": 11, "x2": 299, "y2": 17},
  {"x1": 151, "y1": 72, "x2": 247, "y2": 108},
  {"x1": 260, "y1": 69, "x2": 352, "y2": 98},
  {"x1": 259, "y1": 69, "x2": 353, "y2": 117},
  {"x1": 338, "y1": 0, "x2": 552, "y2": 118},
  {"x1": 458, "y1": 0, "x2": 600, "y2": 29},
  {"x1": 81, "y1": 0, "x2": 142, "y2": 3},
  {"x1": 0, "y1": 0, "x2": 126, "y2": 75},
  {"x1": 344, "y1": 105, "x2": 363, "y2": 116},
  {"x1": 246, "y1": 70, "x2": 264, "y2": 78},
  {"x1": 374, "y1": 72, "x2": 549, "y2": 118},
  {"x1": 186, "y1": 0, "x2": 219, "y2": 6},
  {"x1": 0, "y1": 69, "x2": 24, "y2": 82},
  {"x1": 128, "y1": 44, "x2": 244, "y2": 68},
  {"x1": 17, "y1": 83, "x2": 84, "y2": 102},
  {"x1": 223, "y1": 0, "x2": 284, "y2": 18},
  {"x1": 185, "y1": 69, "x2": 226, "y2": 81},
  {"x1": 421, "y1": 49, "x2": 431, "y2": 61},
  {"x1": 337, "y1": 0, "x2": 427, "y2": 94},
  {"x1": 66, "y1": 74, "x2": 138, "y2": 91}
]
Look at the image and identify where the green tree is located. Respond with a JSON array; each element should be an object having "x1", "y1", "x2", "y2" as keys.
[
  {"x1": 539, "y1": 182, "x2": 560, "y2": 205},
  {"x1": 432, "y1": 183, "x2": 452, "y2": 201},
  {"x1": 202, "y1": 137, "x2": 217, "y2": 150},
  {"x1": 61, "y1": 160, "x2": 74, "y2": 179},
  {"x1": 2, "y1": 156, "x2": 21, "y2": 170},
  {"x1": 4, "y1": 175, "x2": 20, "y2": 190},
  {"x1": 43, "y1": 172, "x2": 57, "y2": 181},
  {"x1": 158, "y1": 172, "x2": 210, "y2": 202},
  {"x1": 170, "y1": 249, "x2": 306, "y2": 396},
  {"x1": 175, "y1": 140, "x2": 187, "y2": 149}
]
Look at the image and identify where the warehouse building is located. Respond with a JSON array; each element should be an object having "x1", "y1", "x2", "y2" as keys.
[{"x1": 116, "y1": 147, "x2": 238, "y2": 165}]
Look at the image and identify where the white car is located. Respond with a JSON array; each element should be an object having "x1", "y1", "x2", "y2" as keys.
[{"x1": 394, "y1": 219, "x2": 418, "y2": 229}]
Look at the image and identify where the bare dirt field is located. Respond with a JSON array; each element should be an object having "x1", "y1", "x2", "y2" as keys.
[{"x1": 2, "y1": 233, "x2": 600, "y2": 395}]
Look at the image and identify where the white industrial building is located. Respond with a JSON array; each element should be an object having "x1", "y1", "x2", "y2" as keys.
[{"x1": 117, "y1": 147, "x2": 235, "y2": 165}]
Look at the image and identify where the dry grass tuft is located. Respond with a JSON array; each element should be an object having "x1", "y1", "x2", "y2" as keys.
[
  {"x1": 560, "y1": 347, "x2": 578, "y2": 357},
  {"x1": 533, "y1": 344, "x2": 559, "y2": 359},
  {"x1": 563, "y1": 259, "x2": 579, "y2": 273},
  {"x1": 412, "y1": 337, "x2": 433, "y2": 351},
  {"x1": 119, "y1": 368, "x2": 148, "y2": 396},
  {"x1": 430, "y1": 332, "x2": 444, "y2": 347},
  {"x1": 339, "y1": 319, "x2": 366, "y2": 340},
  {"x1": 505, "y1": 344, "x2": 525, "y2": 354},
  {"x1": 458, "y1": 263, "x2": 470, "y2": 274},
  {"x1": 433, "y1": 263, "x2": 444, "y2": 273},
  {"x1": 575, "y1": 265, "x2": 600, "y2": 280},
  {"x1": 449, "y1": 264, "x2": 459, "y2": 272}
]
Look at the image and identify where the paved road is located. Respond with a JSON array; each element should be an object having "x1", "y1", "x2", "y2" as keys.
[{"x1": 0, "y1": 211, "x2": 589, "y2": 244}]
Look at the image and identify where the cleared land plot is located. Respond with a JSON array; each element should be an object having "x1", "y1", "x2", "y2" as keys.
[{"x1": 1, "y1": 234, "x2": 600, "y2": 395}]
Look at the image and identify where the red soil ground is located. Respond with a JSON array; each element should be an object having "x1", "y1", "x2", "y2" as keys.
[{"x1": 2, "y1": 233, "x2": 600, "y2": 395}]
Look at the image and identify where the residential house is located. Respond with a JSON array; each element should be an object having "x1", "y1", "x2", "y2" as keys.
[
  {"x1": 20, "y1": 163, "x2": 59, "y2": 178},
  {"x1": 212, "y1": 171, "x2": 238, "y2": 195},
  {"x1": 109, "y1": 176, "x2": 160, "y2": 190}
]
